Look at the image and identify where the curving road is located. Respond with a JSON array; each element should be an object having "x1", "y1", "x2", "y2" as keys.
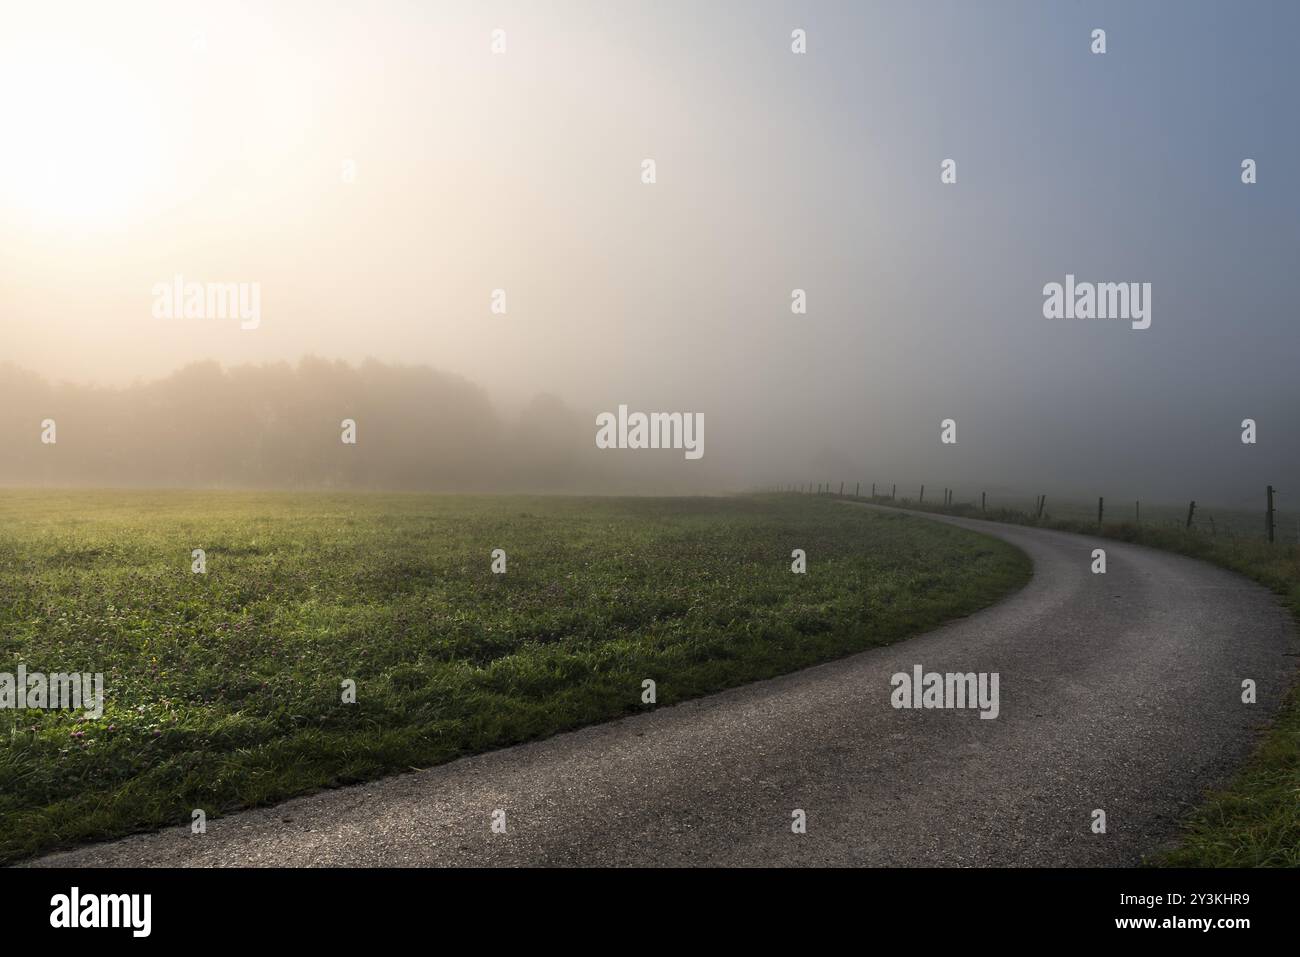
[{"x1": 31, "y1": 505, "x2": 1298, "y2": 867}]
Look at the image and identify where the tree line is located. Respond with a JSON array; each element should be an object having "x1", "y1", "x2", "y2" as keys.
[{"x1": 0, "y1": 357, "x2": 674, "y2": 492}]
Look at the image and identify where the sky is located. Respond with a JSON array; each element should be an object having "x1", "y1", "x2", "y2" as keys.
[{"x1": 1, "y1": 0, "x2": 1297, "y2": 504}]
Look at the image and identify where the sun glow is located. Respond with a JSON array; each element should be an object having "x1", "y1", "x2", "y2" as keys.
[{"x1": 0, "y1": 46, "x2": 171, "y2": 228}]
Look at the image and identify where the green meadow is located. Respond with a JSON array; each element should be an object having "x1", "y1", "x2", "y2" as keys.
[{"x1": 0, "y1": 490, "x2": 1028, "y2": 863}]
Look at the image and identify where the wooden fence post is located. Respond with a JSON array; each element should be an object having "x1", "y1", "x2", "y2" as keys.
[{"x1": 1267, "y1": 486, "x2": 1276, "y2": 543}]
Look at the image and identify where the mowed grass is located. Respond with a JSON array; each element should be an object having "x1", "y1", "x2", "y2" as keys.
[{"x1": 0, "y1": 490, "x2": 1029, "y2": 863}]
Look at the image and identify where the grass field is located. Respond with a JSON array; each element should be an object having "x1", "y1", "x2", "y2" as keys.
[
  {"x1": 0, "y1": 490, "x2": 1029, "y2": 864},
  {"x1": 823, "y1": 489, "x2": 1300, "y2": 867}
]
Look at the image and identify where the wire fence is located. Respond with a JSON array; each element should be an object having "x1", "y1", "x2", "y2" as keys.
[{"x1": 767, "y1": 483, "x2": 1298, "y2": 544}]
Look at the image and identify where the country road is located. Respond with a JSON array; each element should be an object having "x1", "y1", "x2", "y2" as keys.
[{"x1": 30, "y1": 505, "x2": 1298, "y2": 867}]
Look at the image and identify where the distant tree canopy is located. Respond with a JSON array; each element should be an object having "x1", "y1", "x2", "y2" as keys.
[{"x1": 0, "y1": 358, "x2": 606, "y2": 491}]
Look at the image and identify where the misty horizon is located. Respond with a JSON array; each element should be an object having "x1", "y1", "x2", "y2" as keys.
[
  {"x1": 1, "y1": 354, "x2": 1292, "y2": 522},
  {"x1": 2, "y1": 0, "x2": 1297, "y2": 506}
]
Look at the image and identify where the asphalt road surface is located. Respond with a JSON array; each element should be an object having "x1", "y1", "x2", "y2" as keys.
[{"x1": 31, "y1": 505, "x2": 1298, "y2": 867}]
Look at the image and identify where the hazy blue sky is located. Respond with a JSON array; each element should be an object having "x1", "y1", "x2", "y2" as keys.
[{"x1": 1, "y1": 0, "x2": 1296, "y2": 503}]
